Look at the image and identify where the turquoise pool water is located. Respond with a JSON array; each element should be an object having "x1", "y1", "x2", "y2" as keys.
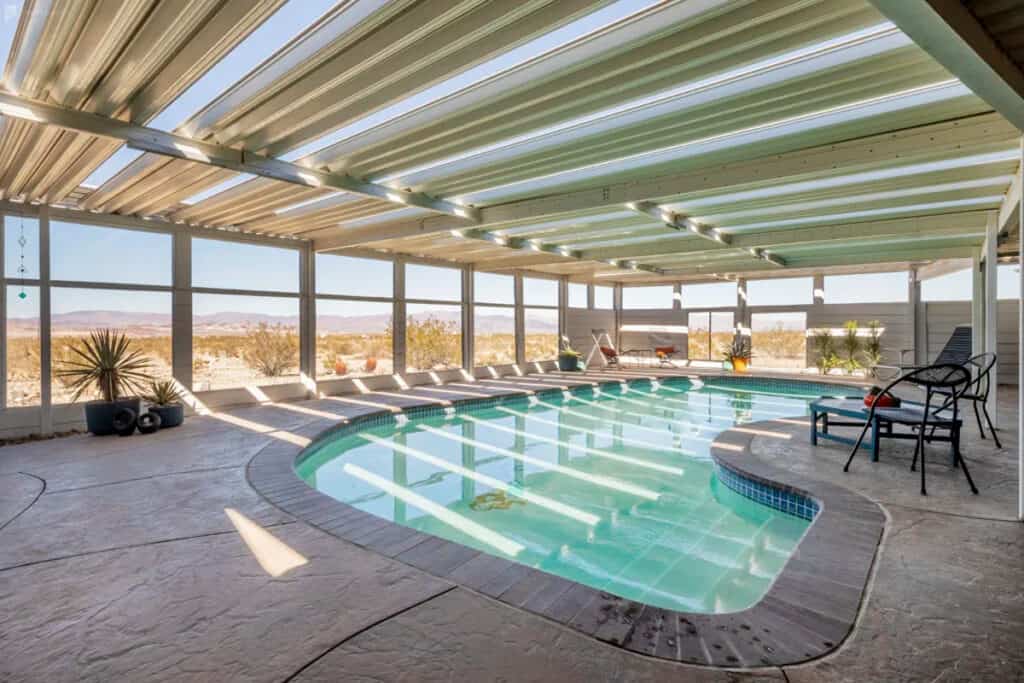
[{"x1": 297, "y1": 378, "x2": 840, "y2": 613}]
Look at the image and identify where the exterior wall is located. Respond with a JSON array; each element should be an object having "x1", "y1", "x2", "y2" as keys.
[
  {"x1": 564, "y1": 307, "x2": 616, "y2": 366},
  {"x1": 806, "y1": 303, "x2": 911, "y2": 367}
]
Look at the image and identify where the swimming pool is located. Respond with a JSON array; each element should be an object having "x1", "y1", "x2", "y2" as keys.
[{"x1": 297, "y1": 377, "x2": 849, "y2": 614}]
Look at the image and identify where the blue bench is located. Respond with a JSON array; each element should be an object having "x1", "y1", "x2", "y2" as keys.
[{"x1": 810, "y1": 397, "x2": 960, "y2": 465}]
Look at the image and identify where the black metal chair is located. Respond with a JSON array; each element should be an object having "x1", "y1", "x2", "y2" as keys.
[
  {"x1": 934, "y1": 352, "x2": 1001, "y2": 449},
  {"x1": 877, "y1": 325, "x2": 973, "y2": 378},
  {"x1": 844, "y1": 364, "x2": 977, "y2": 496}
]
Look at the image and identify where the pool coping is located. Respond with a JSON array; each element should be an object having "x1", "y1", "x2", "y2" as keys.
[{"x1": 246, "y1": 372, "x2": 885, "y2": 669}]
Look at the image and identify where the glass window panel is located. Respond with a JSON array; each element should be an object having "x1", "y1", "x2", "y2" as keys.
[
  {"x1": 682, "y1": 281, "x2": 736, "y2": 308},
  {"x1": 687, "y1": 311, "x2": 734, "y2": 361},
  {"x1": 687, "y1": 312, "x2": 709, "y2": 361},
  {"x1": 51, "y1": 221, "x2": 171, "y2": 286},
  {"x1": 622, "y1": 285, "x2": 674, "y2": 309},
  {"x1": 824, "y1": 272, "x2": 907, "y2": 303},
  {"x1": 192, "y1": 293, "x2": 300, "y2": 390},
  {"x1": 51, "y1": 288, "x2": 172, "y2": 403},
  {"x1": 524, "y1": 308, "x2": 558, "y2": 361},
  {"x1": 6, "y1": 285, "x2": 39, "y2": 406},
  {"x1": 316, "y1": 254, "x2": 392, "y2": 298},
  {"x1": 568, "y1": 282, "x2": 588, "y2": 308},
  {"x1": 998, "y1": 263, "x2": 1019, "y2": 300},
  {"x1": 921, "y1": 268, "x2": 971, "y2": 302},
  {"x1": 751, "y1": 312, "x2": 807, "y2": 369},
  {"x1": 406, "y1": 263, "x2": 461, "y2": 302},
  {"x1": 316, "y1": 299, "x2": 392, "y2": 378},
  {"x1": 746, "y1": 277, "x2": 813, "y2": 306},
  {"x1": 523, "y1": 276, "x2": 558, "y2": 306},
  {"x1": 594, "y1": 285, "x2": 614, "y2": 309},
  {"x1": 474, "y1": 305, "x2": 515, "y2": 366},
  {"x1": 474, "y1": 271, "x2": 514, "y2": 304},
  {"x1": 406, "y1": 303, "x2": 462, "y2": 371},
  {"x1": 192, "y1": 237, "x2": 299, "y2": 293},
  {"x1": 4, "y1": 215, "x2": 39, "y2": 280}
]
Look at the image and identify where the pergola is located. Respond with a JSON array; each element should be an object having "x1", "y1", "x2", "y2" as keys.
[{"x1": 0, "y1": 0, "x2": 1021, "y2": 516}]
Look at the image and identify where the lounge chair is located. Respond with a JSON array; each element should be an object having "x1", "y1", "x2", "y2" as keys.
[
  {"x1": 874, "y1": 324, "x2": 972, "y2": 379},
  {"x1": 649, "y1": 333, "x2": 682, "y2": 367}
]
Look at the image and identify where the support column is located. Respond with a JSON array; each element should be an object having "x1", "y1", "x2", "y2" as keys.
[
  {"x1": 613, "y1": 284, "x2": 623, "y2": 349},
  {"x1": 739, "y1": 277, "x2": 751, "y2": 332},
  {"x1": 299, "y1": 242, "x2": 315, "y2": 388},
  {"x1": 972, "y1": 252, "x2": 984, "y2": 359},
  {"x1": 462, "y1": 265, "x2": 473, "y2": 371},
  {"x1": 38, "y1": 206, "x2": 51, "y2": 435},
  {"x1": 0, "y1": 214, "x2": 5, "y2": 411},
  {"x1": 1018, "y1": 136, "x2": 1023, "y2": 522},
  {"x1": 514, "y1": 272, "x2": 525, "y2": 367},
  {"x1": 908, "y1": 268, "x2": 921, "y2": 365},
  {"x1": 171, "y1": 230, "x2": 193, "y2": 391},
  {"x1": 393, "y1": 257, "x2": 406, "y2": 375},
  {"x1": 558, "y1": 275, "x2": 568, "y2": 350},
  {"x1": 984, "y1": 212, "x2": 998, "y2": 425}
]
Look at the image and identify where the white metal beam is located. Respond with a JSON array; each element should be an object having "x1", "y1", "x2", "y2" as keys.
[
  {"x1": 998, "y1": 160, "x2": 1022, "y2": 235},
  {"x1": 0, "y1": 92, "x2": 478, "y2": 222},
  {"x1": 869, "y1": 0, "x2": 1024, "y2": 131},
  {"x1": 313, "y1": 113, "x2": 1018, "y2": 250}
]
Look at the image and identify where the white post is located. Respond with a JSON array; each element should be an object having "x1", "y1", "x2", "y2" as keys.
[
  {"x1": 971, "y1": 251, "x2": 984, "y2": 359},
  {"x1": 38, "y1": 205, "x2": 51, "y2": 436},
  {"x1": 1018, "y1": 137, "x2": 1023, "y2": 522},
  {"x1": 171, "y1": 230, "x2": 193, "y2": 390},
  {"x1": 984, "y1": 212, "x2": 998, "y2": 426}
]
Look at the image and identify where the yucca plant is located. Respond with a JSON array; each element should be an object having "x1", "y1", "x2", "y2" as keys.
[
  {"x1": 146, "y1": 379, "x2": 183, "y2": 407},
  {"x1": 55, "y1": 329, "x2": 152, "y2": 402}
]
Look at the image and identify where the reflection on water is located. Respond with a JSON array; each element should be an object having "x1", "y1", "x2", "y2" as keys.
[{"x1": 298, "y1": 379, "x2": 821, "y2": 613}]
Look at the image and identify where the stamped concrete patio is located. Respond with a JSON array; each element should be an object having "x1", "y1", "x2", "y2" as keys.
[{"x1": 1, "y1": 369, "x2": 1022, "y2": 682}]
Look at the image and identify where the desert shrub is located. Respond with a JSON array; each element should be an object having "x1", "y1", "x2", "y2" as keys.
[
  {"x1": 862, "y1": 320, "x2": 884, "y2": 375},
  {"x1": 751, "y1": 324, "x2": 805, "y2": 362},
  {"x1": 241, "y1": 323, "x2": 298, "y2": 377},
  {"x1": 405, "y1": 316, "x2": 460, "y2": 370},
  {"x1": 812, "y1": 330, "x2": 840, "y2": 375},
  {"x1": 841, "y1": 320, "x2": 862, "y2": 374}
]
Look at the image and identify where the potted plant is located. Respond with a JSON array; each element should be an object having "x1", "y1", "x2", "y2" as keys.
[
  {"x1": 722, "y1": 335, "x2": 752, "y2": 372},
  {"x1": 55, "y1": 329, "x2": 151, "y2": 436},
  {"x1": 145, "y1": 379, "x2": 185, "y2": 429},
  {"x1": 558, "y1": 346, "x2": 581, "y2": 371}
]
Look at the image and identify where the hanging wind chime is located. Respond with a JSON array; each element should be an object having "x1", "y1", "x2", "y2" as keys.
[{"x1": 16, "y1": 212, "x2": 27, "y2": 300}]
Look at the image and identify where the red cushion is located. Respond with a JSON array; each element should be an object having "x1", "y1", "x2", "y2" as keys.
[
  {"x1": 865, "y1": 393, "x2": 899, "y2": 408},
  {"x1": 600, "y1": 346, "x2": 618, "y2": 358},
  {"x1": 655, "y1": 346, "x2": 675, "y2": 355}
]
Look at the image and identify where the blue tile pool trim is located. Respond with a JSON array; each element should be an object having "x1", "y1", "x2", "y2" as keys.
[
  {"x1": 715, "y1": 463, "x2": 820, "y2": 521},
  {"x1": 248, "y1": 369, "x2": 884, "y2": 669}
]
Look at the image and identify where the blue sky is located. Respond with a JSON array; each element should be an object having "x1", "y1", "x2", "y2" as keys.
[
  {"x1": 0, "y1": 217, "x2": 1000, "y2": 320},
  {"x1": 0, "y1": 1, "x2": 996, "y2": 319}
]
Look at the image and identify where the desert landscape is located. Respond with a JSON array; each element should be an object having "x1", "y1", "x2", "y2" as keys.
[{"x1": 5, "y1": 307, "x2": 559, "y2": 406}]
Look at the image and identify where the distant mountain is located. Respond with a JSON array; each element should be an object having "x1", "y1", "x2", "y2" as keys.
[{"x1": 8, "y1": 306, "x2": 554, "y2": 337}]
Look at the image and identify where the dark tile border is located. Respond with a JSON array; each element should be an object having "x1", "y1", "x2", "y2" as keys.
[{"x1": 246, "y1": 372, "x2": 884, "y2": 669}]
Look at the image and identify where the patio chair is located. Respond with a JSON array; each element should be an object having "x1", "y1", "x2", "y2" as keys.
[
  {"x1": 886, "y1": 324, "x2": 972, "y2": 372},
  {"x1": 844, "y1": 363, "x2": 976, "y2": 496},
  {"x1": 649, "y1": 333, "x2": 682, "y2": 367},
  {"x1": 934, "y1": 352, "x2": 1001, "y2": 449}
]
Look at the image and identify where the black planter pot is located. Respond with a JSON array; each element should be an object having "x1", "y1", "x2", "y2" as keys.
[
  {"x1": 558, "y1": 354, "x2": 580, "y2": 371},
  {"x1": 149, "y1": 404, "x2": 185, "y2": 429},
  {"x1": 84, "y1": 398, "x2": 143, "y2": 436}
]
